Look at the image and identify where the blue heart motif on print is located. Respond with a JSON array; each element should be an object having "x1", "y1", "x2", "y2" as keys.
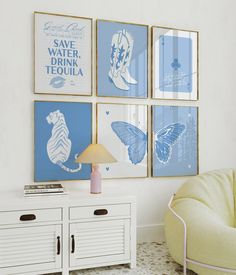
[
  {"x1": 106, "y1": 111, "x2": 110, "y2": 115},
  {"x1": 106, "y1": 167, "x2": 110, "y2": 171}
]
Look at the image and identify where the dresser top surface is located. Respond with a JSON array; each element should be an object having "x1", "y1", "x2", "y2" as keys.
[{"x1": 0, "y1": 189, "x2": 136, "y2": 210}]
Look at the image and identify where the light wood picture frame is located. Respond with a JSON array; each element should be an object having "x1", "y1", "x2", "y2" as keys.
[
  {"x1": 151, "y1": 105, "x2": 198, "y2": 177},
  {"x1": 96, "y1": 103, "x2": 148, "y2": 178},
  {"x1": 96, "y1": 19, "x2": 148, "y2": 98},
  {"x1": 34, "y1": 100, "x2": 92, "y2": 182},
  {"x1": 152, "y1": 26, "x2": 199, "y2": 100},
  {"x1": 34, "y1": 12, "x2": 92, "y2": 96}
]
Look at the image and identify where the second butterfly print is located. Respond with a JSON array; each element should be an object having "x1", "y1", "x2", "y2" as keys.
[
  {"x1": 97, "y1": 103, "x2": 148, "y2": 178},
  {"x1": 97, "y1": 20, "x2": 148, "y2": 98},
  {"x1": 152, "y1": 105, "x2": 198, "y2": 177}
]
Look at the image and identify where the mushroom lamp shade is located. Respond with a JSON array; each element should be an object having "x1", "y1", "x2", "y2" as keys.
[{"x1": 75, "y1": 144, "x2": 116, "y2": 193}]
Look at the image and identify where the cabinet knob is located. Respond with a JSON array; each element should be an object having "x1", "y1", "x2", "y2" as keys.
[
  {"x1": 94, "y1": 209, "x2": 108, "y2": 216},
  {"x1": 20, "y1": 214, "x2": 36, "y2": 221}
]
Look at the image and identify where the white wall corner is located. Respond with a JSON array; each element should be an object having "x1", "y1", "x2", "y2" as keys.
[{"x1": 137, "y1": 223, "x2": 165, "y2": 243}]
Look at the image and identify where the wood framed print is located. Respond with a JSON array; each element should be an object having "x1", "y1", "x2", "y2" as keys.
[
  {"x1": 152, "y1": 26, "x2": 198, "y2": 100},
  {"x1": 34, "y1": 12, "x2": 92, "y2": 95},
  {"x1": 34, "y1": 101, "x2": 92, "y2": 182},
  {"x1": 97, "y1": 103, "x2": 148, "y2": 178},
  {"x1": 152, "y1": 105, "x2": 198, "y2": 177},
  {"x1": 97, "y1": 20, "x2": 148, "y2": 98}
]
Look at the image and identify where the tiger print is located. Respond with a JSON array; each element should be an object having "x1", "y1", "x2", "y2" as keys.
[{"x1": 46, "y1": 110, "x2": 82, "y2": 173}]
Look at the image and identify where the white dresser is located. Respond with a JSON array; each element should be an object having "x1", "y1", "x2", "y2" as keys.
[{"x1": 0, "y1": 191, "x2": 136, "y2": 275}]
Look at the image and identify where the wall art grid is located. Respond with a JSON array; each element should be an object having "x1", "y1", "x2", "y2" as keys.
[{"x1": 34, "y1": 11, "x2": 199, "y2": 180}]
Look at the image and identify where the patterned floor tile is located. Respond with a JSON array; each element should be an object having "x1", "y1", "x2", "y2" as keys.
[{"x1": 70, "y1": 242, "x2": 196, "y2": 275}]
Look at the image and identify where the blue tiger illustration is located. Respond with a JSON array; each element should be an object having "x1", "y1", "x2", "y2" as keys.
[{"x1": 46, "y1": 110, "x2": 82, "y2": 173}]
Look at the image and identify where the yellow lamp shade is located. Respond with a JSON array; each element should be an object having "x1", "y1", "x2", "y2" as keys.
[{"x1": 75, "y1": 144, "x2": 116, "y2": 164}]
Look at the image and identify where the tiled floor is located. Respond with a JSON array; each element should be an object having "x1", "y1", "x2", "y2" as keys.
[{"x1": 70, "y1": 242, "x2": 196, "y2": 275}]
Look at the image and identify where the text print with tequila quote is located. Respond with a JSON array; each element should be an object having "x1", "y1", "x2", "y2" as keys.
[{"x1": 35, "y1": 13, "x2": 91, "y2": 94}]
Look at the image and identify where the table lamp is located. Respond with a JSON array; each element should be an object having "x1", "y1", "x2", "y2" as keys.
[{"x1": 75, "y1": 144, "x2": 116, "y2": 194}]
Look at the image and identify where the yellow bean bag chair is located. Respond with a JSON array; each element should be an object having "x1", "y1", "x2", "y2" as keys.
[{"x1": 164, "y1": 169, "x2": 236, "y2": 275}]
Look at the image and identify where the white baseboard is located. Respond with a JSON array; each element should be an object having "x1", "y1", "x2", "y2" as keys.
[{"x1": 137, "y1": 223, "x2": 165, "y2": 243}]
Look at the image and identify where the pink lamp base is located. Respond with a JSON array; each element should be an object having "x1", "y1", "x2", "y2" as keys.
[{"x1": 90, "y1": 165, "x2": 101, "y2": 194}]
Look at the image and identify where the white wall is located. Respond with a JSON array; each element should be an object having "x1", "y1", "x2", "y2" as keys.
[{"x1": 1, "y1": 0, "x2": 236, "y2": 242}]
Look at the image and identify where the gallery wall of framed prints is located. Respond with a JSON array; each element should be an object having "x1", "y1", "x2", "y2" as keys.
[{"x1": 33, "y1": 11, "x2": 199, "y2": 182}]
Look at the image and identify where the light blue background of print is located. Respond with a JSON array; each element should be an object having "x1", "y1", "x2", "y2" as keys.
[
  {"x1": 35, "y1": 101, "x2": 92, "y2": 182},
  {"x1": 152, "y1": 105, "x2": 197, "y2": 176},
  {"x1": 97, "y1": 20, "x2": 148, "y2": 98},
  {"x1": 159, "y1": 35, "x2": 192, "y2": 93}
]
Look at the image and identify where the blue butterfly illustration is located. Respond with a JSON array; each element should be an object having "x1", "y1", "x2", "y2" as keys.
[
  {"x1": 154, "y1": 123, "x2": 185, "y2": 164},
  {"x1": 111, "y1": 121, "x2": 185, "y2": 166},
  {"x1": 111, "y1": 121, "x2": 147, "y2": 165}
]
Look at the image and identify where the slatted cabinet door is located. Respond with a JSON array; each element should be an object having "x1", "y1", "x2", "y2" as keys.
[
  {"x1": 70, "y1": 219, "x2": 130, "y2": 268},
  {"x1": 0, "y1": 224, "x2": 62, "y2": 274}
]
